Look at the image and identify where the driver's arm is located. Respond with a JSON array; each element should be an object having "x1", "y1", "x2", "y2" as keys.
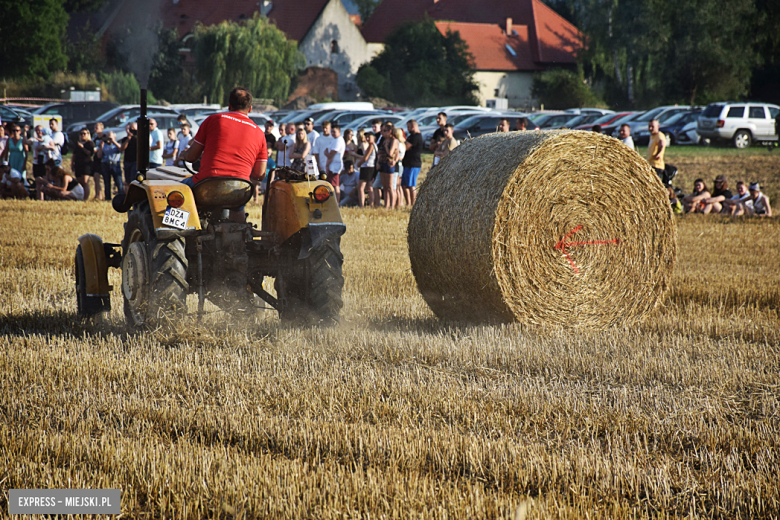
[
  {"x1": 181, "y1": 141, "x2": 204, "y2": 163},
  {"x1": 251, "y1": 160, "x2": 267, "y2": 181}
]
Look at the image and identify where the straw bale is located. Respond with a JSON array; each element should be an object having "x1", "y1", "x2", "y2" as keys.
[{"x1": 407, "y1": 130, "x2": 678, "y2": 329}]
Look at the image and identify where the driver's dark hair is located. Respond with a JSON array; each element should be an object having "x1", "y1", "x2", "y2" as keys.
[{"x1": 229, "y1": 87, "x2": 253, "y2": 111}]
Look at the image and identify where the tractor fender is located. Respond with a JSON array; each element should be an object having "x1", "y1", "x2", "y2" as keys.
[
  {"x1": 77, "y1": 234, "x2": 111, "y2": 298},
  {"x1": 264, "y1": 180, "x2": 344, "y2": 246},
  {"x1": 114, "y1": 180, "x2": 202, "y2": 237},
  {"x1": 299, "y1": 223, "x2": 346, "y2": 260}
]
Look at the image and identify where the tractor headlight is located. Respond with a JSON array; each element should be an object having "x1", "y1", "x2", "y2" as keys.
[
  {"x1": 167, "y1": 191, "x2": 185, "y2": 208},
  {"x1": 312, "y1": 185, "x2": 331, "y2": 203}
]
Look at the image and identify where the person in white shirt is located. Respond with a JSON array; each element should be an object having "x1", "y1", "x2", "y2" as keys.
[
  {"x1": 312, "y1": 121, "x2": 333, "y2": 173},
  {"x1": 29, "y1": 125, "x2": 52, "y2": 178},
  {"x1": 45, "y1": 119, "x2": 65, "y2": 166},
  {"x1": 304, "y1": 117, "x2": 319, "y2": 147},
  {"x1": 325, "y1": 123, "x2": 346, "y2": 202},
  {"x1": 163, "y1": 128, "x2": 180, "y2": 166},
  {"x1": 618, "y1": 124, "x2": 634, "y2": 150},
  {"x1": 175, "y1": 123, "x2": 192, "y2": 166}
]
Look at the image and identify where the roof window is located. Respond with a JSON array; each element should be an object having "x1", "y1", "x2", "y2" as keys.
[{"x1": 505, "y1": 44, "x2": 517, "y2": 57}]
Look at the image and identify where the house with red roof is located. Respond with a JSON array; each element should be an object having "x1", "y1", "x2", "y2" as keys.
[
  {"x1": 361, "y1": 0, "x2": 583, "y2": 107},
  {"x1": 95, "y1": 0, "x2": 381, "y2": 101}
]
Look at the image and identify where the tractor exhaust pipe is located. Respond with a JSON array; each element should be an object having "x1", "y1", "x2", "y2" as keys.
[{"x1": 136, "y1": 88, "x2": 150, "y2": 180}]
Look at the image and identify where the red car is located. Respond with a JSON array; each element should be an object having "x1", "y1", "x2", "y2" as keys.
[{"x1": 575, "y1": 112, "x2": 632, "y2": 131}]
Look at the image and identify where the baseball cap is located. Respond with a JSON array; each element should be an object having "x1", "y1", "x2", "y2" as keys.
[
  {"x1": 304, "y1": 117, "x2": 314, "y2": 124},
  {"x1": 748, "y1": 182, "x2": 760, "y2": 191}
]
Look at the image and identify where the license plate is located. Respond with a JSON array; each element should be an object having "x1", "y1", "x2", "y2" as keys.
[{"x1": 162, "y1": 207, "x2": 189, "y2": 229}]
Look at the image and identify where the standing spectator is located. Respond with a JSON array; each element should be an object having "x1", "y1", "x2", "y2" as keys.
[
  {"x1": 497, "y1": 118, "x2": 510, "y2": 132},
  {"x1": 276, "y1": 122, "x2": 296, "y2": 168},
  {"x1": 149, "y1": 118, "x2": 164, "y2": 168},
  {"x1": 0, "y1": 126, "x2": 7, "y2": 161},
  {"x1": 701, "y1": 175, "x2": 733, "y2": 214},
  {"x1": 343, "y1": 129, "x2": 357, "y2": 162},
  {"x1": 175, "y1": 114, "x2": 188, "y2": 140},
  {"x1": 356, "y1": 132, "x2": 377, "y2": 208},
  {"x1": 2, "y1": 125, "x2": 27, "y2": 176},
  {"x1": 263, "y1": 120, "x2": 277, "y2": 162},
  {"x1": 91, "y1": 122, "x2": 105, "y2": 200},
  {"x1": 163, "y1": 128, "x2": 180, "y2": 166},
  {"x1": 29, "y1": 125, "x2": 51, "y2": 179},
  {"x1": 289, "y1": 126, "x2": 310, "y2": 171},
  {"x1": 47, "y1": 119, "x2": 65, "y2": 166},
  {"x1": 312, "y1": 121, "x2": 333, "y2": 174},
  {"x1": 722, "y1": 181, "x2": 752, "y2": 215},
  {"x1": 618, "y1": 124, "x2": 634, "y2": 150},
  {"x1": 325, "y1": 123, "x2": 346, "y2": 202},
  {"x1": 121, "y1": 122, "x2": 138, "y2": 192},
  {"x1": 377, "y1": 123, "x2": 398, "y2": 209},
  {"x1": 430, "y1": 112, "x2": 447, "y2": 151},
  {"x1": 338, "y1": 161, "x2": 359, "y2": 207},
  {"x1": 71, "y1": 128, "x2": 95, "y2": 200},
  {"x1": 434, "y1": 124, "x2": 459, "y2": 163},
  {"x1": 304, "y1": 117, "x2": 319, "y2": 146},
  {"x1": 682, "y1": 179, "x2": 711, "y2": 213},
  {"x1": 348, "y1": 129, "x2": 365, "y2": 164},
  {"x1": 646, "y1": 119, "x2": 666, "y2": 176},
  {"x1": 275, "y1": 121, "x2": 287, "y2": 165},
  {"x1": 741, "y1": 182, "x2": 772, "y2": 217},
  {"x1": 515, "y1": 117, "x2": 528, "y2": 131},
  {"x1": 393, "y1": 127, "x2": 406, "y2": 208},
  {"x1": 175, "y1": 123, "x2": 191, "y2": 167},
  {"x1": 98, "y1": 131, "x2": 123, "y2": 200},
  {"x1": 402, "y1": 120, "x2": 423, "y2": 207}
]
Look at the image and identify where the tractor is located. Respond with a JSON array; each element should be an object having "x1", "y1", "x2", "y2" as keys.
[{"x1": 73, "y1": 92, "x2": 345, "y2": 327}]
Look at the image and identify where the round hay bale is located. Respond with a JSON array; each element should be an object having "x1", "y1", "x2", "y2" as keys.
[{"x1": 407, "y1": 130, "x2": 677, "y2": 329}]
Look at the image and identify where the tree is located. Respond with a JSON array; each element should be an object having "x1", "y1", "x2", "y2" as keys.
[
  {"x1": 0, "y1": 0, "x2": 69, "y2": 79},
  {"x1": 148, "y1": 28, "x2": 197, "y2": 103},
  {"x1": 357, "y1": 19, "x2": 479, "y2": 107},
  {"x1": 64, "y1": 22, "x2": 106, "y2": 74},
  {"x1": 192, "y1": 15, "x2": 305, "y2": 106},
  {"x1": 353, "y1": 0, "x2": 380, "y2": 24},
  {"x1": 531, "y1": 69, "x2": 602, "y2": 109}
]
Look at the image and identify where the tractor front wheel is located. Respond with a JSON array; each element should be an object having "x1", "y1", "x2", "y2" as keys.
[
  {"x1": 121, "y1": 202, "x2": 189, "y2": 327},
  {"x1": 281, "y1": 236, "x2": 344, "y2": 326}
]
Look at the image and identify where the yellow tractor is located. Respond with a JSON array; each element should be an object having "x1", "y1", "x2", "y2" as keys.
[{"x1": 74, "y1": 96, "x2": 345, "y2": 326}]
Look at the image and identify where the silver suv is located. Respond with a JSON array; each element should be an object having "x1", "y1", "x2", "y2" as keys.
[{"x1": 697, "y1": 102, "x2": 780, "y2": 148}]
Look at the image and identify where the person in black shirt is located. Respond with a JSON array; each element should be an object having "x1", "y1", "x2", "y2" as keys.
[
  {"x1": 402, "y1": 119, "x2": 424, "y2": 206},
  {"x1": 701, "y1": 174, "x2": 733, "y2": 214},
  {"x1": 71, "y1": 128, "x2": 95, "y2": 199},
  {"x1": 120, "y1": 122, "x2": 138, "y2": 194},
  {"x1": 430, "y1": 112, "x2": 447, "y2": 152}
]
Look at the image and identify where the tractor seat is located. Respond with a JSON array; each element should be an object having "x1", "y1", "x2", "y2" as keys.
[{"x1": 191, "y1": 177, "x2": 253, "y2": 210}]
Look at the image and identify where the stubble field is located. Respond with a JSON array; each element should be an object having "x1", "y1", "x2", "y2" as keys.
[{"x1": 1, "y1": 151, "x2": 779, "y2": 519}]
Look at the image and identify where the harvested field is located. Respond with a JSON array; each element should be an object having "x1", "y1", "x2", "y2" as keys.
[{"x1": 1, "y1": 152, "x2": 779, "y2": 519}]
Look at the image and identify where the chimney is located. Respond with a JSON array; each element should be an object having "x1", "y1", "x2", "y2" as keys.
[{"x1": 506, "y1": 17, "x2": 513, "y2": 35}]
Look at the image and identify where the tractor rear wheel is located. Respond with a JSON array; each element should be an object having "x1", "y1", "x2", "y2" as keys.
[
  {"x1": 281, "y1": 236, "x2": 344, "y2": 326},
  {"x1": 121, "y1": 201, "x2": 189, "y2": 327}
]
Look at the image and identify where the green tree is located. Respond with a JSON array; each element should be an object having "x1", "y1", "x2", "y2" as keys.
[
  {"x1": 148, "y1": 28, "x2": 197, "y2": 103},
  {"x1": 0, "y1": 0, "x2": 69, "y2": 79},
  {"x1": 357, "y1": 19, "x2": 479, "y2": 107},
  {"x1": 531, "y1": 68, "x2": 602, "y2": 109},
  {"x1": 353, "y1": 0, "x2": 380, "y2": 24},
  {"x1": 64, "y1": 0, "x2": 107, "y2": 13},
  {"x1": 64, "y1": 22, "x2": 106, "y2": 74},
  {"x1": 192, "y1": 15, "x2": 305, "y2": 106}
]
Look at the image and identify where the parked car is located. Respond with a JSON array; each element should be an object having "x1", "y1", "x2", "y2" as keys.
[
  {"x1": 450, "y1": 113, "x2": 530, "y2": 140},
  {"x1": 565, "y1": 108, "x2": 615, "y2": 116},
  {"x1": 601, "y1": 111, "x2": 643, "y2": 136},
  {"x1": 533, "y1": 113, "x2": 579, "y2": 129},
  {"x1": 105, "y1": 114, "x2": 199, "y2": 143},
  {"x1": 313, "y1": 110, "x2": 387, "y2": 132},
  {"x1": 574, "y1": 112, "x2": 632, "y2": 131},
  {"x1": 676, "y1": 120, "x2": 703, "y2": 146},
  {"x1": 34, "y1": 101, "x2": 118, "y2": 131},
  {"x1": 0, "y1": 105, "x2": 27, "y2": 126},
  {"x1": 697, "y1": 102, "x2": 780, "y2": 149},
  {"x1": 635, "y1": 110, "x2": 701, "y2": 145},
  {"x1": 66, "y1": 104, "x2": 180, "y2": 144},
  {"x1": 165, "y1": 104, "x2": 221, "y2": 118},
  {"x1": 613, "y1": 106, "x2": 691, "y2": 142},
  {"x1": 549, "y1": 113, "x2": 602, "y2": 129}
]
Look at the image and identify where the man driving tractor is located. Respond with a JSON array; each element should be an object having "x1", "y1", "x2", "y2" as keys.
[{"x1": 180, "y1": 87, "x2": 267, "y2": 223}]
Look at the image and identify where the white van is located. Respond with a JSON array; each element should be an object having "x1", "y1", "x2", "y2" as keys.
[{"x1": 307, "y1": 102, "x2": 375, "y2": 111}]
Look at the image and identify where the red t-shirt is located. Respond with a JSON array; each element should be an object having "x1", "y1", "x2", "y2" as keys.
[{"x1": 191, "y1": 112, "x2": 267, "y2": 183}]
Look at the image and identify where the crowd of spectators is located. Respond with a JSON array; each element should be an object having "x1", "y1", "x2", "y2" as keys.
[{"x1": 0, "y1": 110, "x2": 773, "y2": 219}]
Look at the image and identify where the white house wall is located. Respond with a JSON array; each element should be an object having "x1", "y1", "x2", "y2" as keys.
[
  {"x1": 299, "y1": 0, "x2": 375, "y2": 100},
  {"x1": 474, "y1": 71, "x2": 536, "y2": 109}
]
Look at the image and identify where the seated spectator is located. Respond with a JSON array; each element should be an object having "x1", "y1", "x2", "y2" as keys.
[
  {"x1": 668, "y1": 186, "x2": 682, "y2": 214},
  {"x1": 339, "y1": 161, "x2": 359, "y2": 207},
  {"x1": 35, "y1": 159, "x2": 84, "y2": 201},
  {"x1": 682, "y1": 178, "x2": 711, "y2": 213},
  {"x1": 739, "y1": 182, "x2": 772, "y2": 217},
  {"x1": 701, "y1": 174, "x2": 733, "y2": 214},
  {"x1": 0, "y1": 162, "x2": 29, "y2": 199},
  {"x1": 722, "y1": 180, "x2": 751, "y2": 215}
]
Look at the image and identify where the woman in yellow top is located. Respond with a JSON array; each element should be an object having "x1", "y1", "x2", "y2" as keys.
[{"x1": 647, "y1": 119, "x2": 666, "y2": 175}]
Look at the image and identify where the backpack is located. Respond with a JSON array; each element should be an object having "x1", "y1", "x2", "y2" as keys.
[
  {"x1": 60, "y1": 133, "x2": 70, "y2": 156},
  {"x1": 657, "y1": 164, "x2": 678, "y2": 187}
]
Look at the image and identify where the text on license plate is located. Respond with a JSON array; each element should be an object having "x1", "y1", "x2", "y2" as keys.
[{"x1": 162, "y1": 207, "x2": 190, "y2": 229}]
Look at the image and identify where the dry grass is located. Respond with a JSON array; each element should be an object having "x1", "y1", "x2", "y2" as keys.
[{"x1": 1, "y1": 152, "x2": 779, "y2": 518}]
